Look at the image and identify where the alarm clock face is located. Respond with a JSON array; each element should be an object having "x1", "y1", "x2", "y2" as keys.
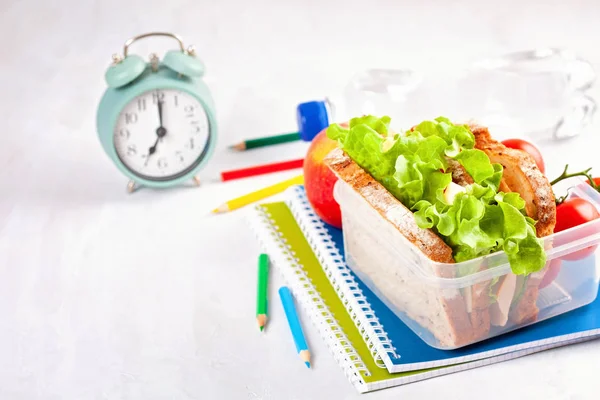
[{"x1": 113, "y1": 89, "x2": 211, "y2": 181}]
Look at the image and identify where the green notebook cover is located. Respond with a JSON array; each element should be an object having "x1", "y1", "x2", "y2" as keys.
[{"x1": 250, "y1": 201, "x2": 588, "y2": 393}]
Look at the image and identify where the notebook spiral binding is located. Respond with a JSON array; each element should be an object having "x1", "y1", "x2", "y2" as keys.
[
  {"x1": 249, "y1": 204, "x2": 371, "y2": 388},
  {"x1": 285, "y1": 186, "x2": 400, "y2": 366}
]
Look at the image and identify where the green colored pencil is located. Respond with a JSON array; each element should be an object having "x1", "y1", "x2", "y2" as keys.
[
  {"x1": 231, "y1": 132, "x2": 301, "y2": 151},
  {"x1": 256, "y1": 253, "x2": 270, "y2": 331}
]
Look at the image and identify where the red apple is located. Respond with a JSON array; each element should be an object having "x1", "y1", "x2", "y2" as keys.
[{"x1": 303, "y1": 124, "x2": 346, "y2": 228}]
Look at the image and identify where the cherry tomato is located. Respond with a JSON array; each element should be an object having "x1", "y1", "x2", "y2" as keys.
[
  {"x1": 586, "y1": 177, "x2": 600, "y2": 188},
  {"x1": 555, "y1": 198, "x2": 600, "y2": 261},
  {"x1": 501, "y1": 138, "x2": 545, "y2": 174},
  {"x1": 539, "y1": 259, "x2": 562, "y2": 290}
]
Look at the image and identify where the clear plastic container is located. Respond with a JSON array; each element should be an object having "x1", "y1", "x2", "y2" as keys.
[{"x1": 333, "y1": 177, "x2": 600, "y2": 350}]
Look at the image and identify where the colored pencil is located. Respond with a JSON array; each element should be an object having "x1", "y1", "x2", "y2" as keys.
[
  {"x1": 220, "y1": 158, "x2": 304, "y2": 182},
  {"x1": 278, "y1": 286, "x2": 311, "y2": 368},
  {"x1": 256, "y1": 253, "x2": 270, "y2": 332},
  {"x1": 212, "y1": 174, "x2": 304, "y2": 213},
  {"x1": 230, "y1": 132, "x2": 301, "y2": 151}
]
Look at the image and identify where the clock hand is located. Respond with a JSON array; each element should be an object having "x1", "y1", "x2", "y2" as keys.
[
  {"x1": 144, "y1": 137, "x2": 160, "y2": 166},
  {"x1": 144, "y1": 123, "x2": 168, "y2": 167},
  {"x1": 157, "y1": 97, "x2": 164, "y2": 128},
  {"x1": 143, "y1": 98, "x2": 169, "y2": 167}
]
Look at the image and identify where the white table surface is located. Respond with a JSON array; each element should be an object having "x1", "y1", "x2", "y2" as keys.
[{"x1": 3, "y1": 0, "x2": 600, "y2": 398}]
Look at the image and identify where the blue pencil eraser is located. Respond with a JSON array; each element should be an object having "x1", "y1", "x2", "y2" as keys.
[{"x1": 296, "y1": 100, "x2": 331, "y2": 142}]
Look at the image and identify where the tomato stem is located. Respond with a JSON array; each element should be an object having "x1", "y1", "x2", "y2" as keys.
[
  {"x1": 550, "y1": 164, "x2": 599, "y2": 205},
  {"x1": 555, "y1": 194, "x2": 569, "y2": 205},
  {"x1": 550, "y1": 164, "x2": 598, "y2": 189}
]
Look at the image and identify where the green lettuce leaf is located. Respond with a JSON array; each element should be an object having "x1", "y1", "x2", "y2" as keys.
[
  {"x1": 455, "y1": 149, "x2": 495, "y2": 184},
  {"x1": 507, "y1": 225, "x2": 547, "y2": 275},
  {"x1": 488, "y1": 276, "x2": 500, "y2": 304}
]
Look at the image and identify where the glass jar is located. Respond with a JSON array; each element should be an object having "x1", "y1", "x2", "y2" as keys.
[{"x1": 339, "y1": 48, "x2": 596, "y2": 141}]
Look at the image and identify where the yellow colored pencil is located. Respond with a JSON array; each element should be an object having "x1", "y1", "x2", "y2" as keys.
[{"x1": 212, "y1": 174, "x2": 304, "y2": 213}]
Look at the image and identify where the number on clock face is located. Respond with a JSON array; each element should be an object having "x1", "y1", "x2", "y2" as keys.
[{"x1": 113, "y1": 89, "x2": 210, "y2": 180}]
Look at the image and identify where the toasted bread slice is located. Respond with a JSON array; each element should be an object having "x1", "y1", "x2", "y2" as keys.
[{"x1": 468, "y1": 123, "x2": 556, "y2": 237}]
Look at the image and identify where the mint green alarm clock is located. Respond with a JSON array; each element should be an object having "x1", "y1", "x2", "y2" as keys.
[{"x1": 97, "y1": 32, "x2": 216, "y2": 192}]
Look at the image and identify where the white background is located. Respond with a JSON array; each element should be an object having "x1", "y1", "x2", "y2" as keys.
[{"x1": 2, "y1": 0, "x2": 600, "y2": 398}]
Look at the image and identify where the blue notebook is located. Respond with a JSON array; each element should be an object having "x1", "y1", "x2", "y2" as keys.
[{"x1": 285, "y1": 185, "x2": 600, "y2": 373}]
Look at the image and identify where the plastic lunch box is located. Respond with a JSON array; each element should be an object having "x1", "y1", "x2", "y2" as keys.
[{"x1": 333, "y1": 177, "x2": 600, "y2": 350}]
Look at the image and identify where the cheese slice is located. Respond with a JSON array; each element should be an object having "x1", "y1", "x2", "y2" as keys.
[
  {"x1": 443, "y1": 182, "x2": 467, "y2": 204},
  {"x1": 490, "y1": 274, "x2": 518, "y2": 327},
  {"x1": 381, "y1": 136, "x2": 396, "y2": 152},
  {"x1": 462, "y1": 287, "x2": 473, "y2": 314}
]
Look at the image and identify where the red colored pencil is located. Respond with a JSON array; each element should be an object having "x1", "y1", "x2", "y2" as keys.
[{"x1": 220, "y1": 158, "x2": 305, "y2": 182}]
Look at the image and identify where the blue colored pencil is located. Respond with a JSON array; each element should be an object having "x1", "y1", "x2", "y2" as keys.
[{"x1": 278, "y1": 286, "x2": 311, "y2": 368}]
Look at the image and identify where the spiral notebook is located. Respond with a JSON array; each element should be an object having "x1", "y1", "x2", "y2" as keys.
[{"x1": 248, "y1": 193, "x2": 598, "y2": 393}]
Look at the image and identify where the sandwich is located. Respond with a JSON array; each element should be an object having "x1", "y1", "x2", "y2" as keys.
[{"x1": 323, "y1": 116, "x2": 556, "y2": 348}]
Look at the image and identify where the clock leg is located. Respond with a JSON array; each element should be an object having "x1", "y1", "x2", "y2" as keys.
[
  {"x1": 192, "y1": 176, "x2": 201, "y2": 186},
  {"x1": 127, "y1": 180, "x2": 138, "y2": 193}
]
